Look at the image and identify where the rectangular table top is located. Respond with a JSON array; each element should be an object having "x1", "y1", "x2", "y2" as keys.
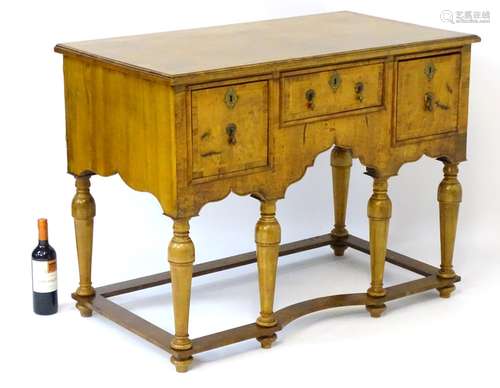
[{"x1": 55, "y1": 11, "x2": 479, "y2": 80}]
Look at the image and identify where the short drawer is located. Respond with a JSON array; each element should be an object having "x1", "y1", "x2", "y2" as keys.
[
  {"x1": 281, "y1": 62, "x2": 384, "y2": 123},
  {"x1": 191, "y1": 80, "x2": 269, "y2": 180},
  {"x1": 395, "y1": 53, "x2": 461, "y2": 143}
]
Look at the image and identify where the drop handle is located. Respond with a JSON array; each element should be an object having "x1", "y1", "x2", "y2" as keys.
[
  {"x1": 305, "y1": 88, "x2": 316, "y2": 110},
  {"x1": 226, "y1": 123, "x2": 237, "y2": 145},
  {"x1": 424, "y1": 92, "x2": 449, "y2": 112},
  {"x1": 354, "y1": 82, "x2": 364, "y2": 102}
]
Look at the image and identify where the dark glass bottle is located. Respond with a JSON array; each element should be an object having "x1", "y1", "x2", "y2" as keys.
[{"x1": 32, "y1": 219, "x2": 58, "y2": 315}]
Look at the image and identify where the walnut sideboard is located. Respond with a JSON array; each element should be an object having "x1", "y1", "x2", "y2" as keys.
[{"x1": 55, "y1": 11, "x2": 480, "y2": 372}]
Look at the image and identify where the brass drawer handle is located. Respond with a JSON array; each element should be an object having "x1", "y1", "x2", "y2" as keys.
[
  {"x1": 424, "y1": 92, "x2": 449, "y2": 112},
  {"x1": 424, "y1": 92, "x2": 434, "y2": 111},
  {"x1": 226, "y1": 123, "x2": 237, "y2": 145},
  {"x1": 329, "y1": 71, "x2": 341, "y2": 91},
  {"x1": 354, "y1": 82, "x2": 364, "y2": 102},
  {"x1": 305, "y1": 88, "x2": 316, "y2": 110}
]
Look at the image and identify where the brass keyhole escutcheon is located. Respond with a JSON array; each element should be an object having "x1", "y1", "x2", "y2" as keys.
[
  {"x1": 226, "y1": 123, "x2": 237, "y2": 145},
  {"x1": 354, "y1": 82, "x2": 364, "y2": 102},
  {"x1": 305, "y1": 88, "x2": 316, "y2": 110},
  {"x1": 224, "y1": 88, "x2": 238, "y2": 109},
  {"x1": 424, "y1": 62, "x2": 436, "y2": 80},
  {"x1": 329, "y1": 71, "x2": 341, "y2": 91}
]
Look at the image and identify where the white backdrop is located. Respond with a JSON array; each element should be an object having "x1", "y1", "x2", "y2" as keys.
[{"x1": 1, "y1": 1, "x2": 498, "y2": 386}]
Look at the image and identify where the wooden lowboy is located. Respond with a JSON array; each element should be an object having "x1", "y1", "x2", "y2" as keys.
[{"x1": 55, "y1": 11, "x2": 479, "y2": 372}]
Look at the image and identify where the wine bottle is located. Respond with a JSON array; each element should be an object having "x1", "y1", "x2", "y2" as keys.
[{"x1": 32, "y1": 218, "x2": 58, "y2": 315}]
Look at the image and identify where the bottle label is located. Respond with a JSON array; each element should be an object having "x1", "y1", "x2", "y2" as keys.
[{"x1": 32, "y1": 259, "x2": 57, "y2": 293}]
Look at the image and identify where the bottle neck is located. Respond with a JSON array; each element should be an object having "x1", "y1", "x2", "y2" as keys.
[
  {"x1": 38, "y1": 240, "x2": 49, "y2": 247},
  {"x1": 38, "y1": 219, "x2": 48, "y2": 241}
]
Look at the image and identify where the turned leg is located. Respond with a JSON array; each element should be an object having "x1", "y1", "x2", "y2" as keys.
[
  {"x1": 72, "y1": 175, "x2": 96, "y2": 317},
  {"x1": 255, "y1": 200, "x2": 280, "y2": 349},
  {"x1": 437, "y1": 162, "x2": 462, "y2": 298},
  {"x1": 168, "y1": 219, "x2": 195, "y2": 372},
  {"x1": 330, "y1": 147, "x2": 352, "y2": 256},
  {"x1": 366, "y1": 176, "x2": 391, "y2": 318}
]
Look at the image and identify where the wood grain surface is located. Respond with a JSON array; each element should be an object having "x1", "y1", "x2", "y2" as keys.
[{"x1": 55, "y1": 11, "x2": 479, "y2": 79}]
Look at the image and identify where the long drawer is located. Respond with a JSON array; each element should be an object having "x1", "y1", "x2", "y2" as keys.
[{"x1": 281, "y1": 62, "x2": 384, "y2": 124}]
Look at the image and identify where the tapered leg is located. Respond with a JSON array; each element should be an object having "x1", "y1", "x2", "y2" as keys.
[
  {"x1": 437, "y1": 162, "x2": 462, "y2": 298},
  {"x1": 330, "y1": 147, "x2": 352, "y2": 256},
  {"x1": 72, "y1": 175, "x2": 96, "y2": 317},
  {"x1": 168, "y1": 219, "x2": 195, "y2": 372},
  {"x1": 366, "y1": 176, "x2": 392, "y2": 318},
  {"x1": 255, "y1": 200, "x2": 280, "y2": 348}
]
